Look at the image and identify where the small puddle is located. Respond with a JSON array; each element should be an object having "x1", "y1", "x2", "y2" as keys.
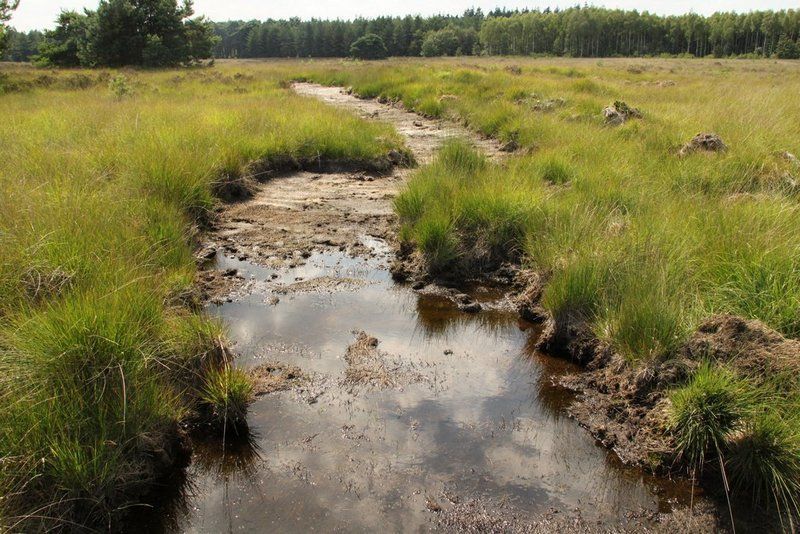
[{"x1": 148, "y1": 238, "x2": 694, "y2": 532}]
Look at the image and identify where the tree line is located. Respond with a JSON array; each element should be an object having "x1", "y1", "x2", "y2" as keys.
[
  {"x1": 208, "y1": 7, "x2": 800, "y2": 60},
  {"x1": 479, "y1": 7, "x2": 800, "y2": 58},
  {"x1": 3, "y1": 6, "x2": 800, "y2": 63},
  {"x1": 211, "y1": 9, "x2": 486, "y2": 59},
  {"x1": 2, "y1": 0, "x2": 217, "y2": 66}
]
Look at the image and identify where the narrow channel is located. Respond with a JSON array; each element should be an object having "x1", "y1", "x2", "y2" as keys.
[{"x1": 148, "y1": 85, "x2": 697, "y2": 531}]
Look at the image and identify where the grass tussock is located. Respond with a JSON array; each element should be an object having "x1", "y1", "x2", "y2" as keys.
[
  {"x1": 0, "y1": 62, "x2": 405, "y2": 529},
  {"x1": 199, "y1": 366, "x2": 254, "y2": 433},
  {"x1": 669, "y1": 363, "x2": 752, "y2": 467},
  {"x1": 669, "y1": 362, "x2": 800, "y2": 519},
  {"x1": 304, "y1": 57, "x2": 800, "y2": 518}
]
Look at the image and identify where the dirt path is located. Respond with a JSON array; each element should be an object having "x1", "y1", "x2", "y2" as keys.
[
  {"x1": 201, "y1": 84, "x2": 503, "y2": 296},
  {"x1": 292, "y1": 83, "x2": 504, "y2": 165}
]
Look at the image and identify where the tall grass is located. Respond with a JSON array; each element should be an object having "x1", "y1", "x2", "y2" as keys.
[
  {"x1": 309, "y1": 57, "x2": 800, "y2": 516},
  {"x1": 670, "y1": 363, "x2": 752, "y2": 468},
  {"x1": 0, "y1": 63, "x2": 405, "y2": 528},
  {"x1": 328, "y1": 58, "x2": 800, "y2": 346}
]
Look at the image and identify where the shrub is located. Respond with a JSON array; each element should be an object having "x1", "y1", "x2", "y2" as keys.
[
  {"x1": 108, "y1": 74, "x2": 133, "y2": 98},
  {"x1": 775, "y1": 37, "x2": 800, "y2": 60},
  {"x1": 349, "y1": 33, "x2": 388, "y2": 60}
]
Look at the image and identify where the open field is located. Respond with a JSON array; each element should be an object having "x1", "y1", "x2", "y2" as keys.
[{"x1": 1, "y1": 57, "x2": 800, "y2": 530}]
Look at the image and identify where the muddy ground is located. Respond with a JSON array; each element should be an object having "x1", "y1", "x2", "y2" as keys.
[
  {"x1": 199, "y1": 82, "x2": 504, "y2": 303},
  {"x1": 190, "y1": 84, "x2": 725, "y2": 533}
]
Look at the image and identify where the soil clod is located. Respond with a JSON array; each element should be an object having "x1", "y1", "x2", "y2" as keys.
[
  {"x1": 342, "y1": 331, "x2": 425, "y2": 391},
  {"x1": 603, "y1": 100, "x2": 642, "y2": 125},
  {"x1": 249, "y1": 361, "x2": 310, "y2": 396},
  {"x1": 679, "y1": 132, "x2": 727, "y2": 156}
]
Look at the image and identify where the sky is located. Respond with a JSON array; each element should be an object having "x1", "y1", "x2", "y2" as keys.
[{"x1": 9, "y1": 0, "x2": 799, "y2": 32}]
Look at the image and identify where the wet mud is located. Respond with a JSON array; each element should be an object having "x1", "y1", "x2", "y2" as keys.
[
  {"x1": 156, "y1": 84, "x2": 724, "y2": 532},
  {"x1": 154, "y1": 249, "x2": 705, "y2": 532}
]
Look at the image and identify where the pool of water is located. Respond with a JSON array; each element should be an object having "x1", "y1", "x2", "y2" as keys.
[{"x1": 145, "y1": 238, "x2": 692, "y2": 532}]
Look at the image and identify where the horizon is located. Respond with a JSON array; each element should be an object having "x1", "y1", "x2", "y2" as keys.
[{"x1": 8, "y1": 0, "x2": 800, "y2": 32}]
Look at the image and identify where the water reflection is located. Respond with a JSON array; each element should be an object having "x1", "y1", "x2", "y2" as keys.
[
  {"x1": 146, "y1": 247, "x2": 697, "y2": 531},
  {"x1": 191, "y1": 430, "x2": 264, "y2": 481}
]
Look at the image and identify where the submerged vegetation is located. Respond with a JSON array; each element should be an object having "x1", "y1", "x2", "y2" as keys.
[
  {"x1": 299, "y1": 57, "x2": 800, "y2": 520},
  {"x1": 0, "y1": 63, "x2": 404, "y2": 529}
]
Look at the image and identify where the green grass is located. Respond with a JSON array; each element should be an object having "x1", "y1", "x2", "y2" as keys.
[
  {"x1": 3, "y1": 56, "x2": 800, "y2": 525},
  {"x1": 199, "y1": 366, "x2": 254, "y2": 433},
  {"x1": 308, "y1": 58, "x2": 800, "y2": 347},
  {"x1": 669, "y1": 363, "x2": 752, "y2": 468},
  {"x1": 0, "y1": 62, "x2": 405, "y2": 529},
  {"x1": 298, "y1": 57, "x2": 800, "y2": 517},
  {"x1": 727, "y1": 410, "x2": 800, "y2": 517}
]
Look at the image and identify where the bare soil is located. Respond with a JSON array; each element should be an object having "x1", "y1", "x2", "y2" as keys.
[
  {"x1": 249, "y1": 361, "x2": 310, "y2": 396},
  {"x1": 293, "y1": 83, "x2": 505, "y2": 166},
  {"x1": 341, "y1": 331, "x2": 427, "y2": 392},
  {"x1": 200, "y1": 83, "x2": 504, "y2": 301},
  {"x1": 432, "y1": 496, "x2": 721, "y2": 533}
]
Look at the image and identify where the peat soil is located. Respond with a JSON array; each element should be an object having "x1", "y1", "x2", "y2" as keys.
[{"x1": 154, "y1": 84, "x2": 723, "y2": 532}]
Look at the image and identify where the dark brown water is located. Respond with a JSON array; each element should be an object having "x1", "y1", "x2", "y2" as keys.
[{"x1": 146, "y1": 237, "x2": 693, "y2": 532}]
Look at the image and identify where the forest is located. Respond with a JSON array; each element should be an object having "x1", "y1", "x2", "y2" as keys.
[
  {"x1": 210, "y1": 8, "x2": 800, "y2": 59},
  {"x1": 3, "y1": 7, "x2": 800, "y2": 63}
]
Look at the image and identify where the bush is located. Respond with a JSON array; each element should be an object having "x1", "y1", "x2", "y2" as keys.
[
  {"x1": 108, "y1": 74, "x2": 133, "y2": 98},
  {"x1": 36, "y1": 0, "x2": 216, "y2": 67},
  {"x1": 775, "y1": 37, "x2": 800, "y2": 60},
  {"x1": 421, "y1": 26, "x2": 478, "y2": 57},
  {"x1": 349, "y1": 33, "x2": 388, "y2": 60}
]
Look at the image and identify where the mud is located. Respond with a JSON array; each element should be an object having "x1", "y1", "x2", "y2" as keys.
[
  {"x1": 432, "y1": 495, "x2": 721, "y2": 533},
  {"x1": 602, "y1": 101, "x2": 642, "y2": 125},
  {"x1": 249, "y1": 361, "x2": 310, "y2": 396},
  {"x1": 201, "y1": 83, "x2": 506, "y2": 297},
  {"x1": 549, "y1": 313, "x2": 800, "y2": 476},
  {"x1": 162, "y1": 84, "x2": 726, "y2": 532},
  {"x1": 342, "y1": 331, "x2": 428, "y2": 392},
  {"x1": 535, "y1": 308, "x2": 800, "y2": 532},
  {"x1": 152, "y1": 250, "x2": 707, "y2": 533},
  {"x1": 685, "y1": 314, "x2": 800, "y2": 379}
]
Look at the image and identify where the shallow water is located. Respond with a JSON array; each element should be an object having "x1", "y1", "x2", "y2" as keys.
[{"x1": 147, "y1": 238, "x2": 692, "y2": 532}]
